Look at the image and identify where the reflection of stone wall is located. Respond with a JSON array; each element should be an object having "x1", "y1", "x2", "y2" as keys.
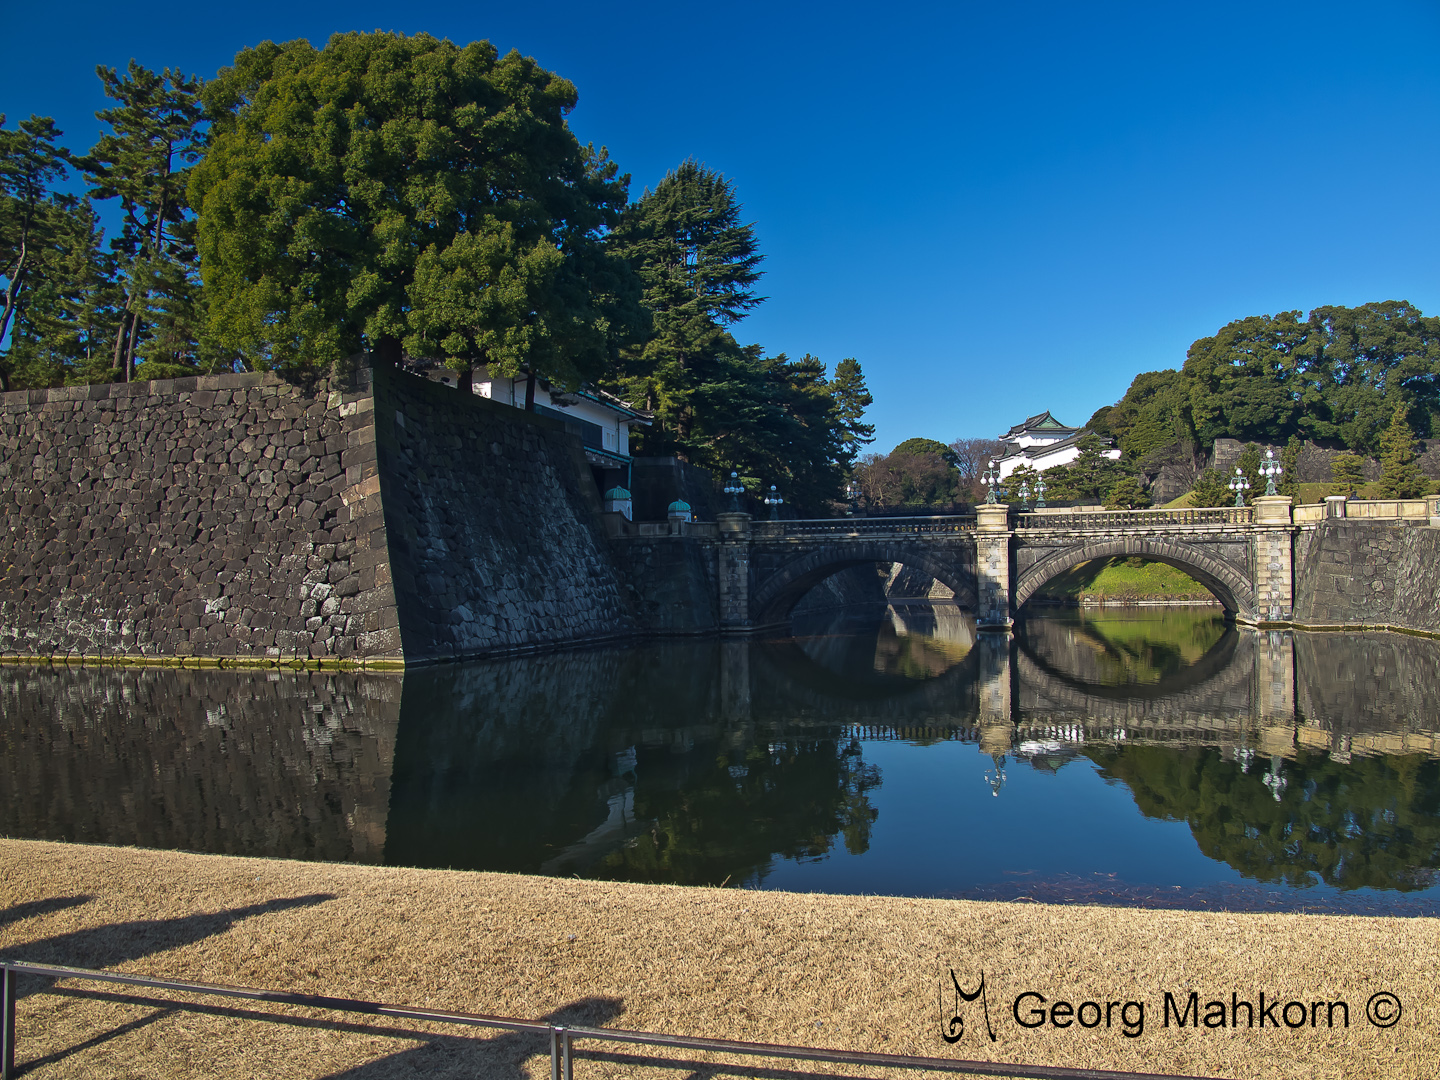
[
  {"x1": 1295, "y1": 632, "x2": 1440, "y2": 732},
  {"x1": 1293, "y1": 522, "x2": 1440, "y2": 634},
  {"x1": 0, "y1": 665, "x2": 400, "y2": 860}
]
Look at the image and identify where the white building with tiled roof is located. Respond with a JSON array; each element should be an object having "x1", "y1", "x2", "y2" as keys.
[{"x1": 995, "y1": 410, "x2": 1119, "y2": 479}]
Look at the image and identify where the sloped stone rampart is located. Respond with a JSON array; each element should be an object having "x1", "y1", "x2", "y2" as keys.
[
  {"x1": 0, "y1": 367, "x2": 401, "y2": 662},
  {"x1": 370, "y1": 365, "x2": 637, "y2": 661}
]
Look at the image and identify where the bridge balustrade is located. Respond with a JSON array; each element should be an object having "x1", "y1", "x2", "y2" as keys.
[
  {"x1": 1016, "y1": 506, "x2": 1254, "y2": 531},
  {"x1": 749, "y1": 515, "x2": 977, "y2": 538}
]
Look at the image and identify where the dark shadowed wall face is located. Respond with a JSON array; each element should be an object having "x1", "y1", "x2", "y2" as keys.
[{"x1": 371, "y1": 366, "x2": 636, "y2": 661}]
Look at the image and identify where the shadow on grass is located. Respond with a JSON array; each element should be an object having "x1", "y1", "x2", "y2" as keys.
[
  {"x1": 0, "y1": 895, "x2": 94, "y2": 929},
  {"x1": 0, "y1": 893, "x2": 336, "y2": 999}
]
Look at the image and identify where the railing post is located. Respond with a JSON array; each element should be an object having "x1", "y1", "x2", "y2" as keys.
[
  {"x1": 2, "y1": 963, "x2": 16, "y2": 1080},
  {"x1": 550, "y1": 1025, "x2": 561, "y2": 1080}
]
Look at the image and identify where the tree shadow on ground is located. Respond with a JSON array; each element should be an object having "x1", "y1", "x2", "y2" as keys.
[
  {"x1": 316, "y1": 995, "x2": 625, "y2": 1079},
  {"x1": 0, "y1": 893, "x2": 335, "y2": 999},
  {"x1": 0, "y1": 895, "x2": 93, "y2": 930}
]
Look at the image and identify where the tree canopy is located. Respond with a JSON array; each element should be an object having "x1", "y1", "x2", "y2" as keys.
[{"x1": 191, "y1": 32, "x2": 644, "y2": 383}]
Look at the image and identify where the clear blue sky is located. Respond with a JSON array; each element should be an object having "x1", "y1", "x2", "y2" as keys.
[{"x1": 6, "y1": 1, "x2": 1438, "y2": 452}]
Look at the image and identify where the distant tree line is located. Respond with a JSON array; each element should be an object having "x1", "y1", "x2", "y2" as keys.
[
  {"x1": 856, "y1": 300, "x2": 1438, "y2": 514},
  {"x1": 0, "y1": 33, "x2": 875, "y2": 515},
  {"x1": 1089, "y1": 302, "x2": 1439, "y2": 502}
]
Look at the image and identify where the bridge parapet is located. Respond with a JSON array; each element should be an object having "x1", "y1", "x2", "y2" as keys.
[
  {"x1": 749, "y1": 515, "x2": 976, "y2": 539},
  {"x1": 1017, "y1": 506, "x2": 1253, "y2": 531}
]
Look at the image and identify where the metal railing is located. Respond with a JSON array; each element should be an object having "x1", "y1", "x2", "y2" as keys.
[
  {"x1": 751, "y1": 515, "x2": 977, "y2": 538},
  {"x1": 1016, "y1": 507, "x2": 1253, "y2": 530},
  {"x1": 1, "y1": 959, "x2": 1218, "y2": 1080}
]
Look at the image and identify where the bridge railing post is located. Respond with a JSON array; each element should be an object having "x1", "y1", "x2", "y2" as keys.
[
  {"x1": 716, "y1": 512, "x2": 753, "y2": 631},
  {"x1": 1252, "y1": 496, "x2": 1294, "y2": 624},
  {"x1": 974, "y1": 504, "x2": 1013, "y2": 631}
]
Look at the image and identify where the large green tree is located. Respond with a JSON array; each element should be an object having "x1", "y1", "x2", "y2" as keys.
[{"x1": 191, "y1": 32, "x2": 643, "y2": 382}]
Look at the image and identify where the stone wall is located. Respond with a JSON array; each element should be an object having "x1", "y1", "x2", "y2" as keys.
[
  {"x1": 608, "y1": 536, "x2": 719, "y2": 632},
  {"x1": 0, "y1": 360, "x2": 648, "y2": 665},
  {"x1": 371, "y1": 364, "x2": 636, "y2": 661},
  {"x1": 0, "y1": 366, "x2": 401, "y2": 663},
  {"x1": 1292, "y1": 521, "x2": 1440, "y2": 633}
]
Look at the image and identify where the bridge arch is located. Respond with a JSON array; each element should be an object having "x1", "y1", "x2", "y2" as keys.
[
  {"x1": 751, "y1": 541, "x2": 978, "y2": 626},
  {"x1": 1012, "y1": 537, "x2": 1255, "y2": 620}
]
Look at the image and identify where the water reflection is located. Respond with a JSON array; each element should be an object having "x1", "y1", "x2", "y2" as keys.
[{"x1": 3, "y1": 605, "x2": 1440, "y2": 909}]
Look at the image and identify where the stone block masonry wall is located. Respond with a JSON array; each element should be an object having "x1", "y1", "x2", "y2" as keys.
[
  {"x1": 0, "y1": 366, "x2": 401, "y2": 662},
  {"x1": 1292, "y1": 521, "x2": 1440, "y2": 634},
  {"x1": 370, "y1": 364, "x2": 637, "y2": 661}
]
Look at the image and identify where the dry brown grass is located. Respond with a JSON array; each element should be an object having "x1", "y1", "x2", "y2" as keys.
[{"x1": 1, "y1": 839, "x2": 1434, "y2": 1079}]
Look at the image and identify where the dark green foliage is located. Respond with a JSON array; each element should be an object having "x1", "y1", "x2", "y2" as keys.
[
  {"x1": 1278, "y1": 436, "x2": 1301, "y2": 499},
  {"x1": 1329, "y1": 452, "x2": 1365, "y2": 496},
  {"x1": 891, "y1": 437, "x2": 957, "y2": 465},
  {"x1": 855, "y1": 443, "x2": 962, "y2": 511},
  {"x1": 999, "y1": 463, "x2": 1041, "y2": 504},
  {"x1": 1188, "y1": 468, "x2": 1232, "y2": 507},
  {"x1": 1105, "y1": 476, "x2": 1151, "y2": 509},
  {"x1": 1039, "y1": 432, "x2": 1124, "y2": 503},
  {"x1": 1378, "y1": 404, "x2": 1428, "y2": 498},
  {"x1": 192, "y1": 32, "x2": 643, "y2": 381},
  {"x1": 0, "y1": 114, "x2": 73, "y2": 389},
  {"x1": 611, "y1": 159, "x2": 763, "y2": 450}
]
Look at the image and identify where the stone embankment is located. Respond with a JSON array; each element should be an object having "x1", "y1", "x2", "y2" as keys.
[
  {"x1": 1294, "y1": 521, "x2": 1440, "y2": 636},
  {"x1": 0, "y1": 361, "x2": 640, "y2": 666}
]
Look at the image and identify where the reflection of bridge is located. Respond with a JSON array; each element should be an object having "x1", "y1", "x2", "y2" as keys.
[{"x1": 715, "y1": 500, "x2": 1299, "y2": 631}]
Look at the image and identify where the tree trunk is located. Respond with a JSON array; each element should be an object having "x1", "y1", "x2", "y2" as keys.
[
  {"x1": 457, "y1": 366, "x2": 473, "y2": 394},
  {"x1": 0, "y1": 241, "x2": 29, "y2": 350},
  {"x1": 524, "y1": 372, "x2": 536, "y2": 412}
]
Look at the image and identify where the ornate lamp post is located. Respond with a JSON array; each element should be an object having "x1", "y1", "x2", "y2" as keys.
[
  {"x1": 723, "y1": 471, "x2": 745, "y2": 513},
  {"x1": 1035, "y1": 479, "x2": 1047, "y2": 509},
  {"x1": 1228, "y1": 467, "x2": 1250, "y2": 508},
  {"x1": 1018, "y1": 481, "x2": 1032, "y2": 511},
  {"x1": 845, "y1": 479, "x2": 860, "y2": 516},
  {"x1": 1260, "y1": 448, "x2": 1283, "y2": 496},
  {"x1": 764, "y1": 484, "x2": 784, "y2": 521},
  {"x1": 981, "y1": 460, "x2": 1000, "y2": 505}
]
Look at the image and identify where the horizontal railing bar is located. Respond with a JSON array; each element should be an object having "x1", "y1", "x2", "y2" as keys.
[
  {"x1": 557, "y1": 1024, "x2": 1214, "y2": 1079},
  {"x1": 2, "y1": 961, "x2": 550, "y2": 1034},
  {"x1": 4, "y1": 960, "x2": 1219, "y2": 1080}
]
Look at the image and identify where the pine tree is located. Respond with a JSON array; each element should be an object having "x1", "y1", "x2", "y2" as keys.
[
  {"x1": 1279, "y1": 436, "x2": 1302, "y2": 499},
  {"x1": 1378, "y1": 405, "x2": 1427, "y2": 498},
  {"x1": 611, "y1": 160, "x2": 764, "y2": 456},
  {"x1": 1329, "y1": 453, "x2": 1365, "y2": 497},
  {"x1": 1189, "y1": 469, "x2": 1232, "y2": 507},
  {"x1": 81, "y1": 61, "x2": 206, "y2": 381},
  {"x1": 829, "y1": 356, "x2": 874, "y2": 471},
  {"x1": 1105, "y1": 476, "x2": 1152, "y2": 509}
]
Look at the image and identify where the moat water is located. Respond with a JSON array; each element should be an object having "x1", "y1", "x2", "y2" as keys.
[{"x1": 4, "y1": 604, "x2": 1439, "y2": 913}]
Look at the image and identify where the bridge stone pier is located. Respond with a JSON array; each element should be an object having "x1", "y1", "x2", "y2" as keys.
[{"x1": 703, "y1": 496, "x2": 1313, "y2": 633}]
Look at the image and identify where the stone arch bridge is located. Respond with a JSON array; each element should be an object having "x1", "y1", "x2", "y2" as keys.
[{"x1": 715, "y1": 499, "x2": 1300, "y2": 632}]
